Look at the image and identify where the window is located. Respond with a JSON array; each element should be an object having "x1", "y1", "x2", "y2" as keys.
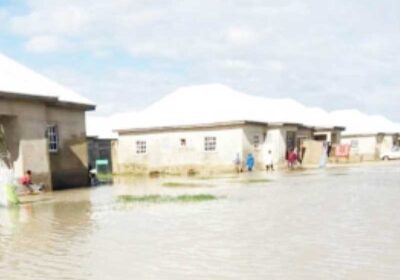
[
  {"x1": 253, "y1": 135, "x2": 260, "y2": 149},
  {"x1": 136, "y1": 140, "x2": 147, "y2": 154},
  {"x1": 350, "y1": 140, "x2": 359, "y2": 149},
  {"x1": 47, "y1": 125, "x2": 58, "y2": 153},
  {"x1": 180, "y1": 138, "x2": 187, "y2": 147},
  {"x1": 204, "y1": 137, "x2": 216, "y2": 152}
]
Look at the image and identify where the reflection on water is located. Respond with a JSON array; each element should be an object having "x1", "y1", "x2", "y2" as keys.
[{"x1": 1, "y1": 163, "x2": 400, "y2": 279}]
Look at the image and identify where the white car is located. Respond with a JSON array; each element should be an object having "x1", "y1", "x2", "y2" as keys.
[{"x1": 381, "y1": 147, "x2": 400, "y2": 160}]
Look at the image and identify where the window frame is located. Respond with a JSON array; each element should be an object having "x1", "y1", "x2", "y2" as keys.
[
  {"x1": 204, "y1": 136, "x2": 217, "y2": 152},
  {"x1": 136, "y1": 140, "x2": 147, "y2": 154},
  {"x1": 47, "y1": 124, "x2": 59, "y2": 153}
]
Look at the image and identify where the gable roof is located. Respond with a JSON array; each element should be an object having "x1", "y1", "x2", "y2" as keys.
[{"x1": 0, "y1": 53, "x2": 95, "y2": 110}]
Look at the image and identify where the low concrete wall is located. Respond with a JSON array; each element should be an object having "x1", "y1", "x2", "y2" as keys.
[{"x1": 302, "y1": 140, "x2": 324, "y2": 166}]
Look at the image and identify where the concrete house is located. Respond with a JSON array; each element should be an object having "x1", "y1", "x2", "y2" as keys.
[
  {"x1": 111, "y1": 84, "x2": 344, "y2": 174},
  {"x1": 114, "y1": 121, "x2": 332, "y2": 174},
  {"x1": 334, "y1": 110, "x2": 400, "y2": 161},
  {"x1": 341, "y1": 133, "x2": 399, "y2": 161},
  {"x1": 0, "y1": 53, "x2": 95, "y2": 190}
]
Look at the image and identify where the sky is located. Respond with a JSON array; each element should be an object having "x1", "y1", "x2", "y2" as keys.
[{"x1": 0, "y1": 0, "x2": 399, "y2": 122}]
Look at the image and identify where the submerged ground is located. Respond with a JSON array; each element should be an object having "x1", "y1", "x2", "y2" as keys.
[{"x1": 1, "y1": 162, "x2": 400, "y2": 280}]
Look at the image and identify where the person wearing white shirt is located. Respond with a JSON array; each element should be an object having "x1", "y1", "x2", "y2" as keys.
[{"x1": 265, "y1": 150, "x2": 274, "y2": 171}]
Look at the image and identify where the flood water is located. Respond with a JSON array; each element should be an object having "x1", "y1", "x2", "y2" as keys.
[{"x1": 1, "y1": 163, "x2": 400, "y2": 280}]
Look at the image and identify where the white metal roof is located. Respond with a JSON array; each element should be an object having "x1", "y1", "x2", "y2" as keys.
[
  {"x1": 0, "y1": 52, "x2": 94, "y2": 107},
  {"x1": 88, "y1": 84, "x2": 400, "y2": 138}
]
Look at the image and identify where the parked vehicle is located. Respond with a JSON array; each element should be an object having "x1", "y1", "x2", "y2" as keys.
[{"x1": 380, "y1": 146, "x2": 400, "y2": 160}]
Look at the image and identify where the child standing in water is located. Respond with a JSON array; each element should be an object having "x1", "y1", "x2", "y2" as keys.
[
  {"x1": 246, "y1": 153, "x2": 255, "y2": 171},
  {"x1": 265, "y1": 150, "x2": 274, "y2": 171},
  {"x1": 20, "y1": 170, "x2": 34, "y2": 194},
  {"x1": 234, "y1": 153, "x2": 242, "y2": 173},
  {"x1": 287, "y1": 149, "x2": 298, "y2": 169}
]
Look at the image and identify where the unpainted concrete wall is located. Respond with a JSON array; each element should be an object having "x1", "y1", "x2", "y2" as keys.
[
  {"x1": 302, "y1": 140, "x2": 324, "y2": 166},
  {"x1": 1, "y1": 99, "x2": 89, "y2": 190},
  {"x1": 47, "y1": 107, "x2": 89, "y2": 189}
]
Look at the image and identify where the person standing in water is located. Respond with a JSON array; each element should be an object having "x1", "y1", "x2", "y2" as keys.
[
  {"x1": 20, "y1": 170, "x2": 34, "y2": 194},
  {"x1": 265, "y1": 150, "x2": 274, "y2": 171},
  {"x1": 288, "y1": 148, "x2": 298, "y2": 169},
  {"x1": 246, "y1": 153, "x2": 255, "y2": 171},
  {"x1": 234, "y1": 153, "x2": 242, "y2": 173}
]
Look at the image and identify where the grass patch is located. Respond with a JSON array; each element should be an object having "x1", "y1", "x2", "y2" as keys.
[
  {"x1": 97, "y1": 173, "x2": 113, "y2": 181},
  {"x1": 162, "y1": 182, "x2": 213, "y2": 188},
  {"x1": 116, "y1": 194, "x2": 219, "y2": 204}
]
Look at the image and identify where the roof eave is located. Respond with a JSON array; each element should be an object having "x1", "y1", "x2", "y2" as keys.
[
  {"x1": 114, "y1": 120, "x2": 268, "y2": 134},
  {"x1": 0, "y1": 90, "x2": 95, "y2": 111}
]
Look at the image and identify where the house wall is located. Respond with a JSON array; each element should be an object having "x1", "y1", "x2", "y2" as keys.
[
  {"x1": 0, "y1": 99, "x2": 52, "y2": 188},
  {"x1": 264, "y1": 128, "x2": 286, "y2": 165},
  {"x1": 116, "y1": 126, "x2": 244, "y2": 174},
  {"x1": 337, "y1": 133, "x2": 399, "y2": 162},
  {"x1": 114, "y1": 123, "x2": 317, "y2": 174},
  {"x1": 46, "y1": 107, "x2": 88, "y2": 189},
  {"x1": 242, "y1": 124, "x2": 268, "y2": 169},
  {"x1": 0, "y1": 98, "x2": 89, "y2": 190},
  {"x1": 341, "y1": 136, "x2": 378, "y2": 161},
  {"x1": 378, "y1": 135, "x2": 396, "y2": 154}
]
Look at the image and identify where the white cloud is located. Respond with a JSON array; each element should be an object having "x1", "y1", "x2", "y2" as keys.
[
  {"x1": 3, "y1": 0, "x2": 400, "y2": 122},
  {"x1": 226, "y1": 27, "x2": 259, "y2": 47},
  {"x1": 25, "y1": 35, "x2": 69, "y2": 52},
  {"x1": 10, "y1": 5, "x2": 89, "y2": 36}
]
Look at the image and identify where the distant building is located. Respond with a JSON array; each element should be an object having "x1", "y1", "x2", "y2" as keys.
[
  {"x1": 0, "y1": 53, "x2": 95, "y2": 190},
  {"x1": 341, "y1": 133, "x2": 400, "y2": 161},
  {"x1": 113, "y1": 120, "x2": 342, "y2": 174},
  {"x1": 87, "y1": 137, "x2": 113, "y2": 174}
]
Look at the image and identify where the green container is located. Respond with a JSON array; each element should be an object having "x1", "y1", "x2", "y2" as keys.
[{"x1": 5, "y1": 184, "x2": 19, "y2": 205}]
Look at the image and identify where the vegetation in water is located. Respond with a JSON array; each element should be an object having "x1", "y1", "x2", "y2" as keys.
[
  {"x1": 236, "y1": 179, "x2": 272, "y2": 184},
  {"x1": 97, "y1": 173, "x2": 114, "y2": 181},
  {"x1": 116, "y1": 194, "x2": 219, "y2": 203},
  {"x1": 162, "y1": 182, "x2": 213, "y2": 188},
  {"x1": 196, "y1": 175, "x2": 239, "y2": 180}
]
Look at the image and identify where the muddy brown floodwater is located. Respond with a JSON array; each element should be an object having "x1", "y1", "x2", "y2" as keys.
[{"x1": 1, "y1": 163, "x2": 400, "y2": 280}]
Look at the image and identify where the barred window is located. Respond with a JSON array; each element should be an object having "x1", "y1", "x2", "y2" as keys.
[
  {"x1": 253, "y1": 135, "x2": 260, "y2": 148},
  {"x1": 350, "y1": 140, "x2": 359, "y2": 149},
  {"x1": 136, "y1": 141, "x2": 147, "y2": 154},
  {"x1": 47, "y1": 125, "x2": 59, "y2": 153},
  {"x1": 204, "y1": 137, "x2": 216, "y2": 152}
]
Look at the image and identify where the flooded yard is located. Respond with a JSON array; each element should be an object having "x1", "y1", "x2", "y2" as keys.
[{"x1": 1, "y1": 163, "x2": 400, "y2": 279}]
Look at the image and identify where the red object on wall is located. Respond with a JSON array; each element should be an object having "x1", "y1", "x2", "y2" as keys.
[{"x1": 335, "y1": 144, "x2": 351, "y2": 157}]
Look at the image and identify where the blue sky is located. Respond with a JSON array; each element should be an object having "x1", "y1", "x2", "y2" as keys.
[{"x1": 0, "y1": 0, "x2": 399, "y2": 122}]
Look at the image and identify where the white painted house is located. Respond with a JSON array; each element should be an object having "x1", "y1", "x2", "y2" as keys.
[
  {"x1": 114, "y1": 120, "x2": 328, "y2": 174},
  {"x1": 335, "y1": 110, "x2": 400, "y2": 161},
  {"x1": 112, "y1": 84, "x2": 344, "y2": 174}
]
